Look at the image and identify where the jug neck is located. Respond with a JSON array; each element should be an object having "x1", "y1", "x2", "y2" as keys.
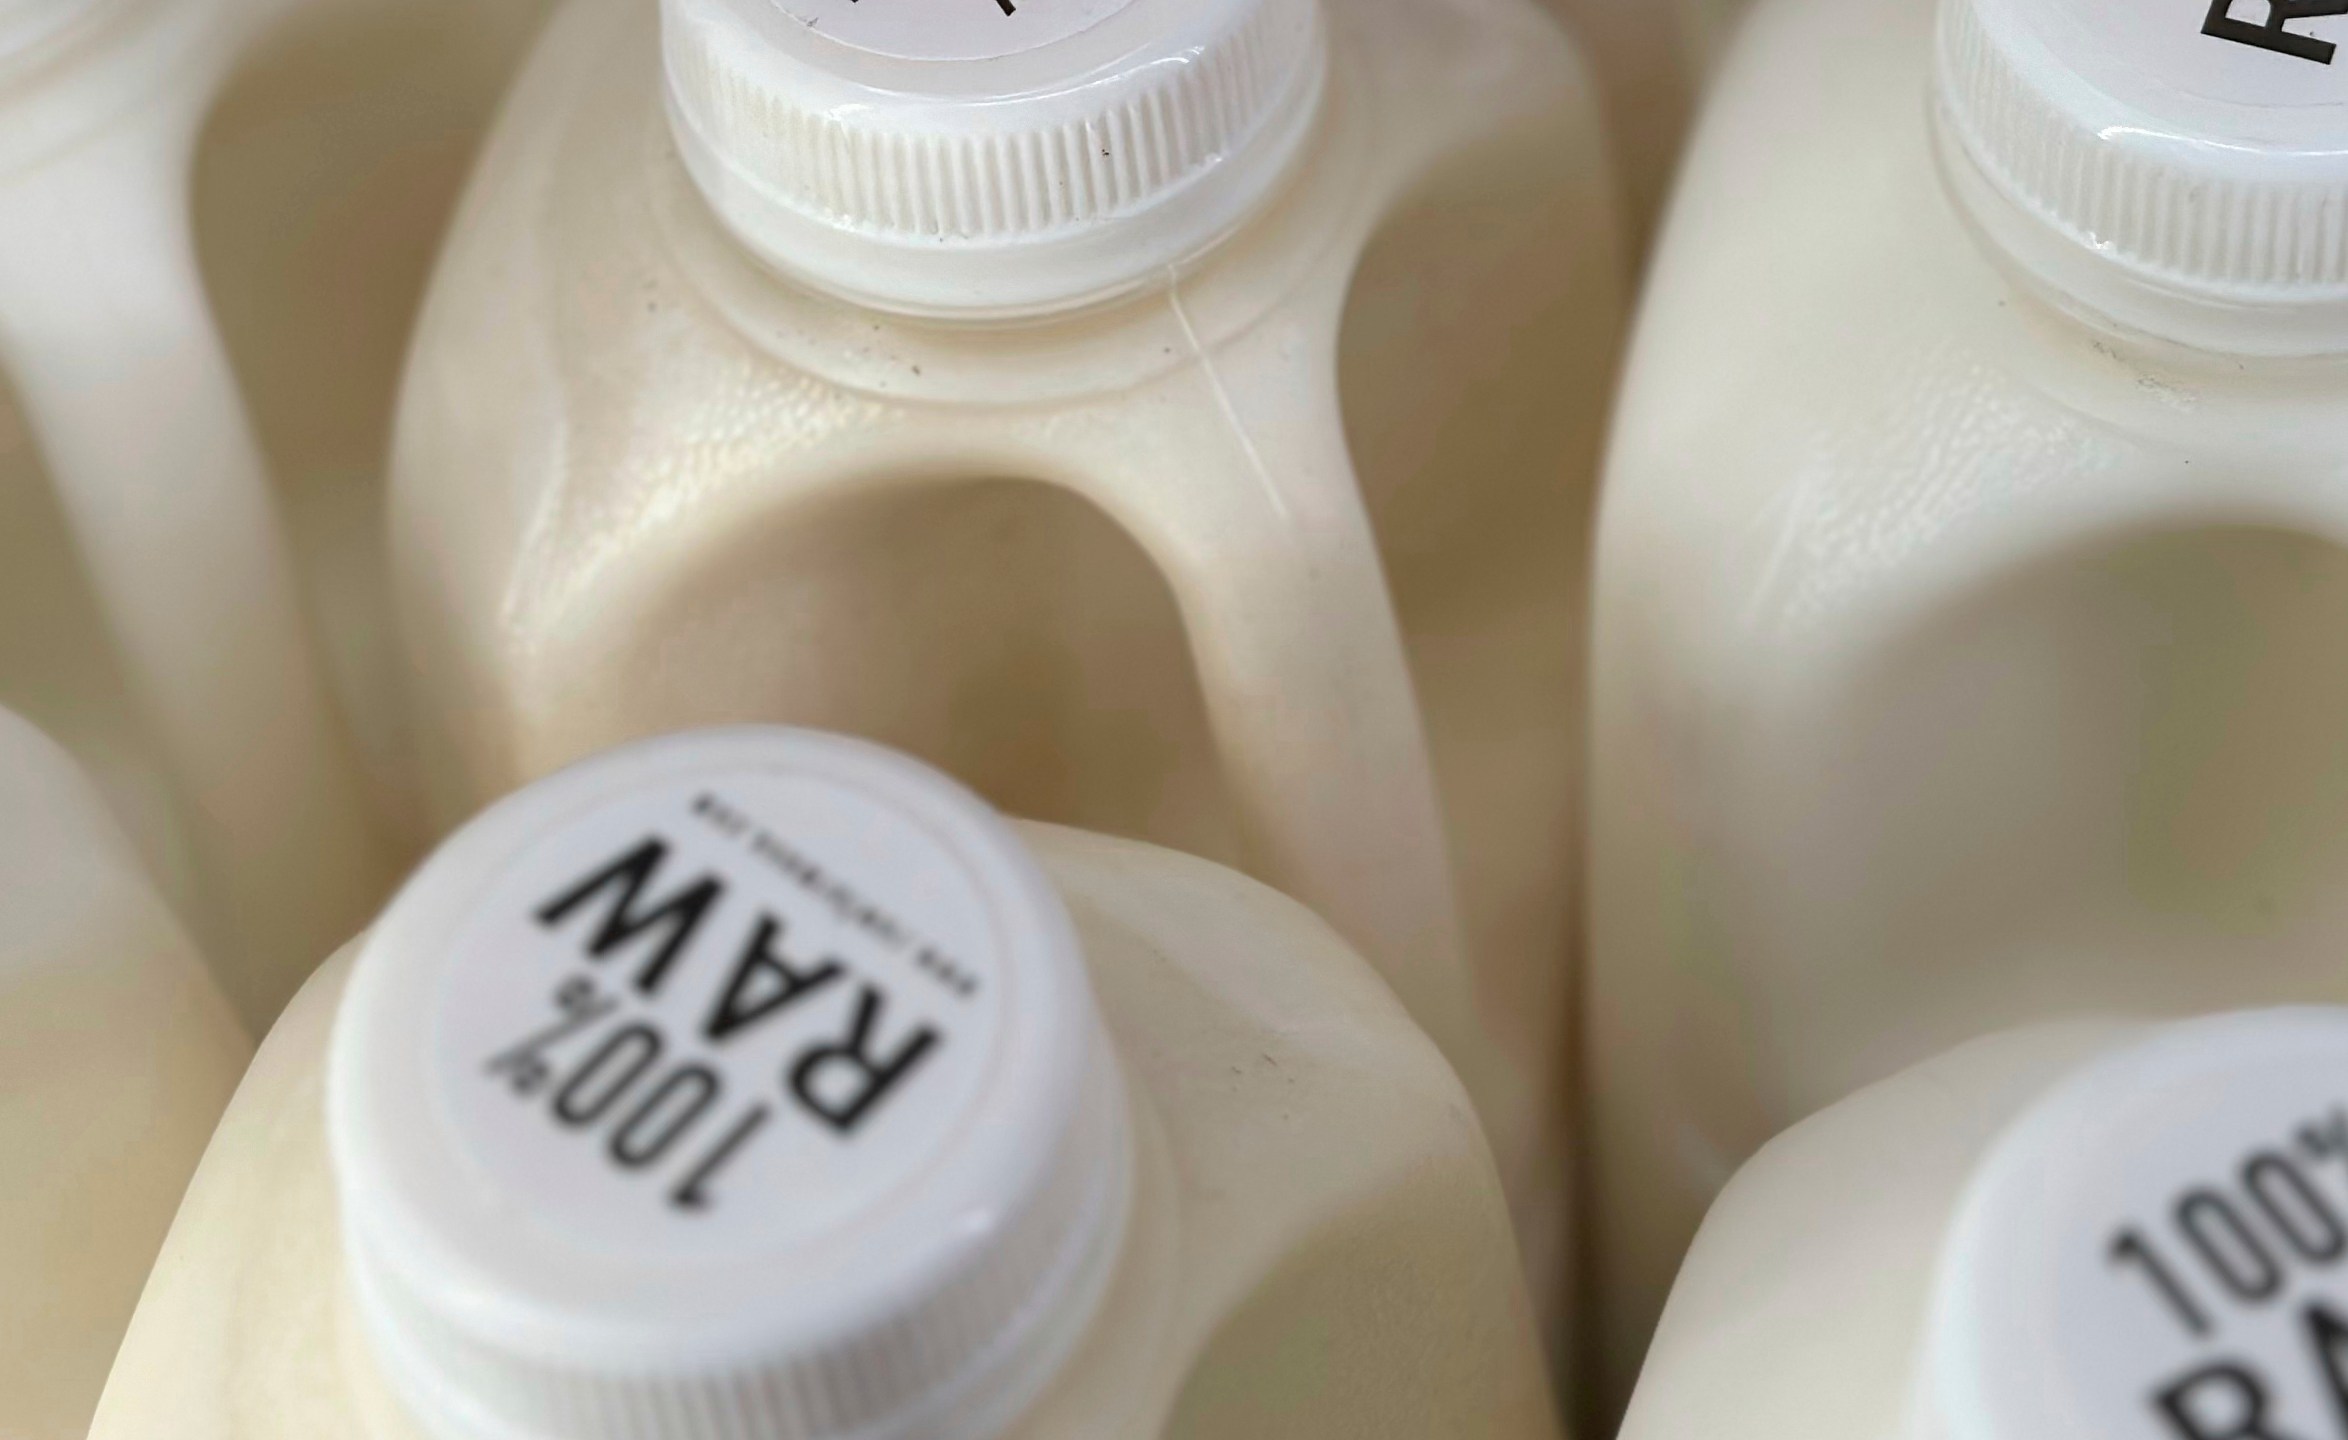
[
  {"x1": 1934, "y1": 110, "x2": 2348, "y2": 363},
  {"x1": 657, "y1": 0, "x2": 1330, "y2": 322}
]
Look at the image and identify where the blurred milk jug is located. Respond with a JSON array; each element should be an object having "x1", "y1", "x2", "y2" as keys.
[
  {"x1": 0, "y1": 0, "x2": 552, "y2": 1026},
  {"x1": 0, "y1": 704, "x2": 248, "y2": 1440},
  {"x1": 88, "y1": 727, "x2": 1559, "y2": 1440},
  {"x1": 1588, "y1": 0, "x2": 2348, "y2": 1394},
  {"x1": 1621, "y1": 1010, "x2": 2348, "y2": 1440},
  {"x1": 390, "y1": 0, "x2": 1626, "y2": 1311}
]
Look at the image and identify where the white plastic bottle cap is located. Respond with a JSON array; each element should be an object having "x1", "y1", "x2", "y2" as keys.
[
  {"x1": 659, "y1": 0, "x2": 1328, "y2": 318},
  {"x1": 1925, "y1": 1009, "x2": 2348, "y2": 1440},
  {"x1": 1934, "y1": 0, "x2": 2348, "y2": 353},
  {"x1": 328, "y1": 728, "x2": 1130, "y2": 1440}
]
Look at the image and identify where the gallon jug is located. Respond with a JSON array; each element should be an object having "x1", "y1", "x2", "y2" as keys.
[
  {"x1": 0, "y1": 703, "x2": 249, "y2": 1440},
  {"x1": 87, "y1": 727, "x2": 1560, "y2": 1440},
  {"x1": 390, "y1": 0, "x2": 1625, "y2": 1320},
  {"x1": 1587, "y1": 0, "x2": 2348, "y2": 1397},
  {"x1": 1619, "y1": 1010, "x2": 2348, "y2": 1440},
  {"x1": 0, "y1": 0, "x2": 552, "y2": 1028}
]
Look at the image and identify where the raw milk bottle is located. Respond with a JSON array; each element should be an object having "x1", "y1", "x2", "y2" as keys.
[
  {"x1": 1619, "y1": 1010, "x2": 2348, "y2": 1440},
  {"x1": 391, "y1": 0, "x2": 1624, "y2": 1318},
  {"x1": 0, "y1": 703, "x2": 249, "y2": 1440},
  {"x1": 0, "y1": 0, "x2": 552, "y2": 1027},
  {"x1": 88, "y1": 727, "x2": 1560, "y2": 1440},
  {"x1": 1588, "y1": 0, "x2": 2348, "y2": 1396}
]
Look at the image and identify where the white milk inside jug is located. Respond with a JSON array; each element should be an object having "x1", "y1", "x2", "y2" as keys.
[
  {"x1": 1619, "y1": 1010, "x2": 2348, "y2": 1440},
  {"x1": 392, "y1": 0, "x2": 1623, "y2": 1326},
  {"x1": 1587, "y1": 0, "x2": 2348, "y2": 1398},
  {"x1": 0, "y1": 704, "x2": 249, "y2": 1440},
  {"x1": 87, "y1": 727, "x2": 1559, "y2": 1440},
  {"x1": 0, "y1": 0, "x2": 551, "y2": 1027}
]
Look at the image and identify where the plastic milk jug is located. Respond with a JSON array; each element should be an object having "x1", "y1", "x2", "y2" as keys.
[
  {"x1": 1620, "y1": 1010, "x2": 2348, "y2": 1440},
  {"x1": 0, "y1": 0, "x2": 553, "y2": 1027},
  {"x1": 87, "y1": 726, "x2": 1560, "y2": 1440},
  {"x1": 1587, "y1": 0, "x2": 2348, "y2": 1397},
  {"x1": 390, "y1": 0, "x2": 1626, "y2": 1319},
  {"x1": 0, "y1": 703, "x2": 249, "y2": 1440}
]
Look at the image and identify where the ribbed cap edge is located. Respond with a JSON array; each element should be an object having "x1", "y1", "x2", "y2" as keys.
[{"x1": 1934, "y1": 0, "x2": 2348, "y2": 301}]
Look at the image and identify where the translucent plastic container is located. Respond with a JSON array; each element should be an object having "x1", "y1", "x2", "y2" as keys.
[
  {"x1": 1621, "y1": 1011, "x2": 2348, "y2": 1440},
  {"x1": 0, "y1": 703, "x2": 248, "y2": 1440},
  {"x1": 391, "y1": 0, "x2": 1625, "y2": 1324},
  {"x1": 1588, "y1": 0, "x2": 2348, "y2": 1398},
  {"x1": 0, "y1": 0, "x2": 551, "y2": 1026},
  {"x1": 88, "y1": 728, "x2": 1558, "y2": 1440}
]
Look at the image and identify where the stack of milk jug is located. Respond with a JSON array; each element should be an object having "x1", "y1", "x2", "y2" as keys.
[{"x1": 2, "y1": 0, "x2": 2341, "y2": 1430}]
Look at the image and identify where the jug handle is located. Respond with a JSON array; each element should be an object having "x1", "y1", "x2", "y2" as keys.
[
  {"x1": 0, "y1": 109, "x2": 391, "y2": 1026},
  {"x1": 1056, "y1": 306, "x2": 1498, "y2": 1110}
]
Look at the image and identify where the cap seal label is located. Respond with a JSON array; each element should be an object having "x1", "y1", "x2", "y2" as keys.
[
  {"x1": 771, "y1": 0, "x2": 1143, "y2": 63},
  {"x1": 1935, "y1": 1015, "x2": 2348, "y2": 1440},
  {"x1": 436, "y1": 772, "x2": 1006, "y2": 1260}
]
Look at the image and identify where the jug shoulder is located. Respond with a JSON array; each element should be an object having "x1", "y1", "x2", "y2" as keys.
[
  {"x1": 1030, "y1": 820, "x2": 1486, "y2": 1168},
  {"x1": 1604, "y1": 334, "x2": 2348, "y2": 695},
  {"x1": 1617, "y1": 1021, "x2": 2136, "y2": 1440},
  {"x1": 1024, "y1": 825, "x2": 1546, "y2": 1440}
]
